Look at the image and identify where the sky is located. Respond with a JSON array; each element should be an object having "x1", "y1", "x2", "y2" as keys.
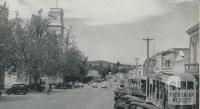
[{"x1": 2, "y1": 0, "x2": 199, "y2": 65}]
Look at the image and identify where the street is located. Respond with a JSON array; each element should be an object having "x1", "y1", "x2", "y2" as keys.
[{"x1": 0, "y1": 85, "x2": 115, "y2": 109}]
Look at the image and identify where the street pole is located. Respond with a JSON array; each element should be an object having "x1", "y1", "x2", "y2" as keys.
[
  {"x1": 143, "y1": 37, "x2": 154, "y2": 98},
  {"x1": 143, "y1": 37, "x2": 154, "y2": 59},
  {"x1": 135, "y1": 58, "x2": 139, "y2": 70},
  {"x1": 135, "y1": 58, "x2": 139, "y2": 93}
]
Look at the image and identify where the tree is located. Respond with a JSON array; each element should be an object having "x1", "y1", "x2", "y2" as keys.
[
  {"x1": 60, "y1": 29, "x2": 88, "y2": 82},
  {"x1": 111, "y1": 61, "x2": 120, "y2": 74},
  {"x1": 119, "y1": 67, "x2": 129, "y2": 74},
  {"x1": 0, "y1": 2, "x2": 14, "y2": 89},
  {"x1": 1, "y1": 5, "x2": 88, "y2": 89},
  {"x1": 11, "y1": 9, "x2": 59, "y2": 89}
]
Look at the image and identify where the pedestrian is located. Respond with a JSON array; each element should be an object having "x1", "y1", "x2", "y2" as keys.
[
  {"x1": 49, "y1": 83, "x2": 52, "y2": 91},
  {"x1": 46, "y1": 83, "x2": 51, "y2": 94},
  {"x1": 163, "y1": 87, "x2": 168, "y2": 109}
]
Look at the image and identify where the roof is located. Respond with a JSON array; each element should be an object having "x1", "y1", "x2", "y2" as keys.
[
  {"x1": 186, "y1": 23, "x2": 199, "y2": 35},
  {"x1": 162, "y1": 48, "x2": 189, "y2": 56}
]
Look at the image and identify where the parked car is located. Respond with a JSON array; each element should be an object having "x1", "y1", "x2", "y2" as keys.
[
  {"x1": 79, "y1": 83, "x2": 84, "y2": 87},
  {"x1": 55, "y1": 83, "x2": 73, "y2": 89},
  {"x1": 74, "y1": 82, "x2": 80, "y2": 88},
  {"x1": 101, "y1": 83, "x2": 107, "y2": 88},
  {"x1": 27, "y1": 83, "x2": 44, "y2": 92},
  {"x1": 126, "y1": 102, "x2": 161, "y2": 109},
  {"x1": 131, "y1": 93, "x2": 146, "y2": 100},
  {"x1": 91, "y1": 82, "x2": 98, "y2": 88},
  {"x1": 114, "y1": 87, "x2": 133, "y2": 98},
  {"x1": 114, "y1": 95, "x2": 144, "y2": 109},
  {"x1": 6, "y1": 84, "x2": 28, "y2": 95}
]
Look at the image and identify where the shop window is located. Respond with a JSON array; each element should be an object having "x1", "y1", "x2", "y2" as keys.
[
  {"x1": 181, "y1": 81, "x2": 186, "y2": 90},
  {"x1": 187, "y1": 81, "x2": 194, "y2": 90},
  {"x1": 170, "y1": 85, "x2": 176, "y2": 90}
]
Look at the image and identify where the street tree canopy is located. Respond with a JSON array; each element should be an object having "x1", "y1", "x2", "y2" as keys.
[{"x1": 0, "y1": 3, "x2": 88, "y2": 90}]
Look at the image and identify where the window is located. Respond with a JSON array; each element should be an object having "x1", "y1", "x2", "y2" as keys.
[
  {"x1": 170, "y1": 85, "x2": 176, "y2": 90},
  {"x1": 187, "y1": 81, "x2": 194, "y2": 90},
  {"x1": 181, "y1": 81, "x2": 186, "y2": 90},
  {"x1": 165, "y1": 60, "x2": 171, "y2": 67}
]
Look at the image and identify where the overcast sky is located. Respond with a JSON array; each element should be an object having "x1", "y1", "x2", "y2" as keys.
[{"x1": 2, "y1": 0, "x2": 199, "y2": 64}]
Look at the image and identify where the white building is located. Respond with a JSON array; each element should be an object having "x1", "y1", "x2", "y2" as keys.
[{"x1": 47, "y1": 8, "x2": 65, "y2": 51}]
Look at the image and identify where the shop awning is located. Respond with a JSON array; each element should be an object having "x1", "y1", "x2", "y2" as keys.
[{"x1": 163, "y1": 73, "x2": 198, "y2": 87}]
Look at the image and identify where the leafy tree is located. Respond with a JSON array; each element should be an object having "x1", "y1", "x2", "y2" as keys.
[
  {"x1": 119, "y1": 67, "x2": 129, "y2": 74},
  {"x1": 0, "y1": 2, "x2": 14, "y2": 89},
  {"x1": 11, "y1": 9, "x2": 57, "y2": 89},
  {"x1": 1, "y1": 4, "x2": 89, "y2": 89},
  {"x1": 52, "y1": 28, "x2": 88, "y2": 82}
]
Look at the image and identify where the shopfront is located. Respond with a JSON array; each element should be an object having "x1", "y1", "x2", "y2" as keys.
[{"x1": 166, "y1": 73, "x2": 197, "y2": 109}]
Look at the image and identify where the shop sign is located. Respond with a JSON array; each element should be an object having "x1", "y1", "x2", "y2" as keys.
[{"x1": 168, "y1": 90, "x2": 196, "y2": 105}]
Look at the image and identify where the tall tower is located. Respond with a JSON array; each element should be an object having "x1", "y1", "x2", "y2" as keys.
[{"x1": 47, "y1": 8, "x2": 65, "y2": 51}]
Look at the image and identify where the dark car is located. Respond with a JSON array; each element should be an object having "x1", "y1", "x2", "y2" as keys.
[
  {"x1": 126, "y1": 102, "x2": 161, "y2": 109},
  {"x1": 131, "y1": 93, "x2": 146, "y2": 100},
  {"x1": 55, "y1": 83, "x2": 73, "y2": 89},
  {"x1": 91, "y1": 82, "x2": 98, "y2": 88},
  {"x1": 114, "y1": 87, "x2": 133, "y2": 98},
  {"x1": 114, "y1": 95, "x2": 145, "y2": 109},
  {"x1": 6, "y1": 84, "x2": 28, "y2": 95},
  {"x1": 27, "y1": 83, "x2": 45, "y2": 92}
]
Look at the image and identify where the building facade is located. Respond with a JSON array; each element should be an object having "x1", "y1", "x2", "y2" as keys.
[
  {"x1": 127, "y1": 66, "x2": 146, "y2": 95},
  {"x1": 185, "y1": 23, "x2": 199, "y2": 76},
  {"x1": 185, "y1": 23, "x2": 199, "y2": 109},
  {"x1": 145, "y1": 48, "x2": 190, "y2": 108}
]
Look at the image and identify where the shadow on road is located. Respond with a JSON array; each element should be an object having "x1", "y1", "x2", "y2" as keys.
[{"x1": 0, "y1": 95, "x2": 30, "y2": 103}]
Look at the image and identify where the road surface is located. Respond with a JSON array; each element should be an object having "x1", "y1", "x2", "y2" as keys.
[{"x1": 0, "y1": 84, "x2": 115, "y2": 109}]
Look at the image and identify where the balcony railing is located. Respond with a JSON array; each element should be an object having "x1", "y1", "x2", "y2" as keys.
[{"x1": 184, "y1": 63, "x2": 199, "y2": 73}]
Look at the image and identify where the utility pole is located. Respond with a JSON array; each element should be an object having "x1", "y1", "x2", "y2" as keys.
[
  {"x1": 143, "y1": 37, "x2": 154, "y2": 59},
  {"x1": 135, "y1": 58, "x2": 140, "y2": 93},
  {"x1": 135, "y1": 58, "x2": 139, "y2": 69},
  {"x1": 143, "y1": 37, "x2": 154, "y2": 98}
]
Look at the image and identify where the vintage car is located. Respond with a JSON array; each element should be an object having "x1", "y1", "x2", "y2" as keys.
[
  {"x1": 91, "y1": 82, "x2": 98, "y2": 88},
  {"x1": 6, "y1": 84, "x2": 29, "y2": 95},
  {"x1": 55, "y1": 83, "x2": 73, "y2": 89},
  {"x1": 114, "y1": 95, "x2": 145, "y2": 109},
  {"x1": 126, "y1": 102, "x2": 161, "y2": 109},
  {"x1": 101, "y1": 83, "x2": 107, "y2": 88}
]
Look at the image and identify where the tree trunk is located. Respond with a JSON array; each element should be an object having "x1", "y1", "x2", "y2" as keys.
[
  {"x1": 0, "y1": 67, "x2": 5, "y2": 90},
  {"x1": 33, "y1": 77, "x2": 38, "y2": 91}
]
